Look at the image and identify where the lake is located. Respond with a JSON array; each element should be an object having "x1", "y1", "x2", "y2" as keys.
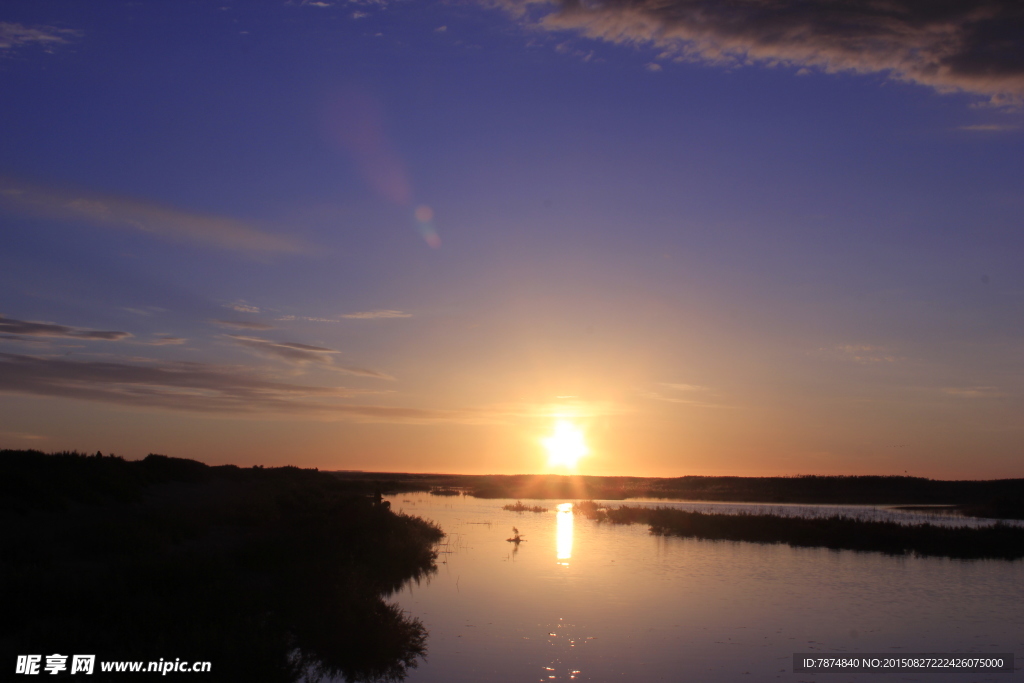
[{"x1": 388, "y1": 493, "x2": 1022, "y2": 682}]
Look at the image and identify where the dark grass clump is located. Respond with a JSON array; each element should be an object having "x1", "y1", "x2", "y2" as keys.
[
  {"x1": 502, "y1": 500, "x2": 549, "y2": 513},
  {"x1": 1, "y1": 449, "x2": 445, "y2": 683},
  {"x1": 573, "y1": 502, "x2": 1024, "y2": 560},
  {"x1": 428, "y1": 488, "x2": 462, "y2": 496}
]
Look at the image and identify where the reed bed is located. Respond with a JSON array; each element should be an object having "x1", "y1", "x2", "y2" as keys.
[
  {"x1": 573, "y1": 501, "x2": 1024, "y2": 560},
  {"x1": 502, "y1": 500, "x2": 549, "y2": 513}
]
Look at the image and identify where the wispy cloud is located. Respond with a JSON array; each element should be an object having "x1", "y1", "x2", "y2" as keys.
[
  {"x1": 226, "y1": 334, "x2": 339, "y2": 365},
  {"x1": 957, "y1": 123, "x2": 1019, "y2": 131},
  {"x1": 0, "y1": 178, "x2": 307, "y2": 254},
  {"x1": 0, "y1": 22, "x2": 79, "y2": 52},
  {"x1": 212, "y1": 319, "x2": 276, "y2": 330},
  {"x1": 122, "y1": 306, "x2": 166, "y2": 316},
  {"x1": 643, "y1": 382, "x2": 728, "y2": 407},
  {"x1": 0, "y1": 430, "x2": 47, "y2": 441},
  {"x1": 830, "y1": 344, "x2": 898, "y2": 364},
  {"x1": 492, "y1": 0, "x2": 1024, "y2": 104},
  {"x1": 225, "y1": 334, "x2": 393, "y2": 379},
  {"x1": 147, "y1": 335, "x2": 186, "y2": 346},
  {"x1": 0, "y1": 352, "x2": 484, "y2": 422},
  {"x1": 942, "y1": 386, "x2": 1005, "y2": 398},
  {"x1": 0, "y1": 314, "x2": 131, "y2": 341},
  {"x1": 225, "y1": 301, "x2": 262, "y2": 313},
  {"x1": 277, "y1": 315, "x2": 340, "y2": 323},
  {"x1": 661, "y1": 382, "x2": 707, "y2": 392},
  {"x1": 340, "y1": 309, "x2": 412, "y2": 319}
]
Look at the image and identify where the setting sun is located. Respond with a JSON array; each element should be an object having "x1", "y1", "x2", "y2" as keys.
[{"x1": 542, "y1": 420, "x2": 589, "y2": 470}]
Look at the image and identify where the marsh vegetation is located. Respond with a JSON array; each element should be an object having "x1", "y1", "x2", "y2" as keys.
[
  {"x1": 572, "y1": 501, "x2": 1024, "y2": 560},
  {"x1": 502, "y1": 500, "x2": 549, "y2": 513}
]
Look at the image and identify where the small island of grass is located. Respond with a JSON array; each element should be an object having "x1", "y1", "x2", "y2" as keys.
[{"x1": 502, "y1": 500, "x2": 549, "y2": 513}]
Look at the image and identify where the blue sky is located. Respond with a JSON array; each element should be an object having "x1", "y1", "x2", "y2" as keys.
[{"x1": 1, "y1": 0, "x2": 1022, "y2": 476}]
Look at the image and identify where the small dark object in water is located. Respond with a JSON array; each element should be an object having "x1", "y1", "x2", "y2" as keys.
[{"x1": 507, "y1": 526, "x2": 526, "y2": 543}]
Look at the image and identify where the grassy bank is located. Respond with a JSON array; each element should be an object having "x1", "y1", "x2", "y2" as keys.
[
  {"x1": 573, "y1": 501, "x2": 1024, "y2": 560},
  {"x1": 1, "y1": 450, "x2": 444, "y2": 682}
]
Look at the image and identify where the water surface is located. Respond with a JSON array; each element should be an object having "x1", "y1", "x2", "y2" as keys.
[{"x1": 391, "y1": 493, "x2": 1022, "y2": 682}]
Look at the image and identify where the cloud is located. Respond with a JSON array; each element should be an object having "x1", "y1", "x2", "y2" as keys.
[
  {"x1": 661, "y1": 382, "x2": 707, "y2": 392},
  {"x1": 226, "y1": 334, "x2": 338, "y2": 365},
  {"x1": 225, "y1": 301, "x2": 261, "y2": 313},
  {"x1": 957, "y1": 123, "x2": 1019, "y2": 131},
  {"x1": 212, "y1": 319, "x2": 276, "y2": 330},
  {"x1": 0, "y1": 314, "x2": 131, "y2": 341},
  {"x1": 0, "y1": 22, "x2": 79, "y2": 52},
  {"x1": 643, "y1": 382, "x2": 728, "y2": 407},
  {"x1": 0, "y1": 178, "x2": 307, "y2": 254},
  {"x1": 0, "y1": 352, "x2": 487, "y2": 422},
  {"x1": 225, "y1": 334, "x2": 394, "y2": 379},
  {"x1": 276, "y1": 315, "x2": 339, "y2": 323},
  {"x1": 942, "y1": 386, "x2": 1005, "y2": 398},
  {"x1": 492, "y1": 0, "x2": 1024, "y2": 103},
  {"x1": 123, "y1": 306, "x2": 166, "y2": 316},
  {"x1": 0, "y1": 430, "x2": 47, "y2": 441},
  {"x1": 148, "y1": 335, "x2": 186, "y2": 346},
  {"x1": 831, "y1": 344, "x2": 897, "y2": 364},
  {"x1": 340, "y1": 309, "x2": 412, "y2": 319}
]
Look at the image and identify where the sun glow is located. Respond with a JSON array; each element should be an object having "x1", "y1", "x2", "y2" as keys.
[{"x1": 542, "y1": 420, "x2": 589, "y2": 470}]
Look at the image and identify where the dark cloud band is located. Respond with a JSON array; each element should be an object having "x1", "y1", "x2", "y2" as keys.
[
  {"x1": 0, "y1": 314, "x2": 131, "y2": 341},
  {"x1": 0, "y1": 353, "x2": 456, "y2": 421},
  {"x1": 499, "y1": 0, "x2": 1024, "y2": 102}
]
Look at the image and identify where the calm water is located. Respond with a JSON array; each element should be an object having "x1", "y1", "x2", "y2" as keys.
[{"x1": 389, "y1": 493, "x2": 1022, "y2": 683}]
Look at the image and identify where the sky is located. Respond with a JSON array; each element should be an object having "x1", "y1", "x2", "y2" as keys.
[{"x1": 1, "y1": 0, "x2": 1022, "y2": 478}]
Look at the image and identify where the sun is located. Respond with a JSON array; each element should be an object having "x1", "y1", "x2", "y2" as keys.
[{"x1": 542, "y1": 420, "x2": 589, "y2": 470}]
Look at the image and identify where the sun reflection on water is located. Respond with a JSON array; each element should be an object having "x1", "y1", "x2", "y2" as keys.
[{"x1": 556, "y1": 502, "x2": 573, "y2": 565}]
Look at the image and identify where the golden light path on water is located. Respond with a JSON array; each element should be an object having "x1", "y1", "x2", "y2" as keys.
[
  {"x1": 555, "y1": 503, "x2": 573, "y2": 565},
  {"x1": 390, "y1": 493, "x2": 1024, "y2": 683}
]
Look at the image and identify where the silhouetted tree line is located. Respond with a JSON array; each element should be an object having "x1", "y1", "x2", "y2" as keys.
[
  {"x1": 331, "y1": 471, "x2": 1024, "y2": 518},
  {"x1": 1, "y1": 450, "x2": 444, "y2": 682},
  {"x1": 573, "y1": 502, "x2": 1024, "y2": 560}
]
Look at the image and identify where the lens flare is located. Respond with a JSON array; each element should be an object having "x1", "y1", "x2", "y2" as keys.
[{"x1": 414, "y1": 204, "x2": 441, "y2": 248}]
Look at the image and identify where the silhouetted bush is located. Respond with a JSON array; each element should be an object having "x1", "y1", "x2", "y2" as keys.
[{"x1": 1, "y1": 450, "x2": 444, "y2": 682}]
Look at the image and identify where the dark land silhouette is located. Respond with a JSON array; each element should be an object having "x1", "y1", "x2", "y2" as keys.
[
  {"x1": 333, "y1": 472, "x2": 1024, "y2": 519},
  {"x1": 1, "y1": 450, "x2": 443, "y2": 682},
  {"x1": 573, "y1": 501, "x2": 1024, "y2": 560}
]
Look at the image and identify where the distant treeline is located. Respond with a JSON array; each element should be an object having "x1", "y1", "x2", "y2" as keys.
[
  {"x1": 330, "y1": 471, "x2": 1024, "y2": 519},
  {"x1": 1, "y1": 450, "x2": 444, "y2": 682},
  {"x1": 573, "y1": 502, "x2": 1024, "y2": 561}
]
